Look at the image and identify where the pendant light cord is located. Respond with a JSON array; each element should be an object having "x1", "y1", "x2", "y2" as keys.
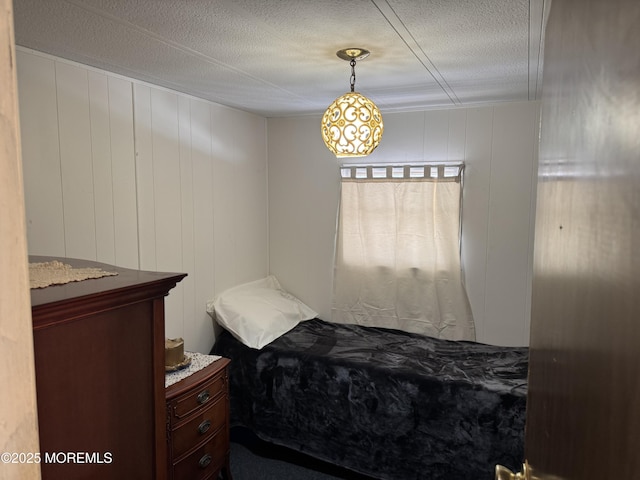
[{"x1": 350, "y1": 58, "x2": 357, "y2": 92}]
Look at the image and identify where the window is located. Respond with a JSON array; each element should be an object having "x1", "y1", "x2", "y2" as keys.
[{"x1": 331, "y1": 164, "x2": 475, "y2": 341}]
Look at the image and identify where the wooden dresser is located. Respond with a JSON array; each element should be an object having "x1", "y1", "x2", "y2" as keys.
[
  {"x1": 166, "y1": 357, "x2": 232, "y2": 480},
  {"x1": 30, "y1": 256, "x2": 185, "y2": 480}
]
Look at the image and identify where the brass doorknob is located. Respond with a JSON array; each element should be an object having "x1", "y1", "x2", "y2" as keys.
[{"x1": 495, "y1": 462, "x2": 530, "y2": 480}]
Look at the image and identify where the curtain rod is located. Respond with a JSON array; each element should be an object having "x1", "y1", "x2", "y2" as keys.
[{"x1": 340, "y1": 161, "x2": 464, "y2": 168}]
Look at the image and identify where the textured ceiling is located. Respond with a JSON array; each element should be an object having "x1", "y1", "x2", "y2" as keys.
[{"x1": 12, "y1": 0, "x2": 548, "y2": 118}]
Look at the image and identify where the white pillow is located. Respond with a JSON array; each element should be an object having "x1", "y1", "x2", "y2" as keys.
[{"x1": 206, "y1": 276, "x2": 317, "y2": 349}]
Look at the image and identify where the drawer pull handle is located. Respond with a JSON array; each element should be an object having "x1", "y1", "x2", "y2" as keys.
[
  {"x1": 199, "y1": 453, "x2": 212, "y2": 469},
  {"x1": 197, "y1": 390, "x2": 210, "y2": 404},
  {"x1": 198, "y1": 420, "x2": 211, "y2": 435}
]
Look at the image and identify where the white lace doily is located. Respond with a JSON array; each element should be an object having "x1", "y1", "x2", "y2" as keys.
[{"x1": 165, "y1": 351, "x2": 221, "y2": 388}]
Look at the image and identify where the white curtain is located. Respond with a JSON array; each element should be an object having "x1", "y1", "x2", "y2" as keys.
[{"x1": 331, "y1": 165, "x2": 475, "y2": 341}]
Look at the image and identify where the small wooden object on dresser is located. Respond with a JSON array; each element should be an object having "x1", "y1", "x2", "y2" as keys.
[{"x1": 166, "y1": 356, "x2": 232, "y2": 480}]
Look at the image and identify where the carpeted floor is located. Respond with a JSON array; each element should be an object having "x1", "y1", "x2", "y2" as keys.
[{"x1": 229, "y1": 427, "x2": 377, "y2": 480}]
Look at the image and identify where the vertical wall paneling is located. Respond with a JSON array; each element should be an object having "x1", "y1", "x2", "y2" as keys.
[
  {"x1": 190, "y1": 99, "x2": 216, "y2": 352},
  {"x1": 461, "y1": 107, "x2": 494, "y2": 341},
  {"x1": 484, "y1": 104, "x2": 538, "y2": 345},
  {"x1": 210, "y1": 105, "x2": 269, "y2": 293},
  {"x1": 17, "y1": 46, "x2": 536, "y2": 349},
  {"x1": 447, "y1": 109, "x2": 467, "y2": 161},
  {"x1": 55, "y1": 62, "x2": 97, "y2": 260},
  {"x1": 268, "y1": 102, "x2": 539, "y2": 346},
  {"x1": 423, "y1": 110, "x2": 451, "y2": 160},
  {"x1": 267, "y1": 116, "x2": 322, "y2": 303},
  {"x1": 17, "y1": 53, "x2": 65, "y2": 256},
  {"x1": 237, "y1": 113, "x2": 268, "y2": 283},
  {"x1": 107, "y1": 77, "x2": 139, "y2": 269},
  {"x1": 178, "y1": 96, "x2": 196, "y2": 342},
  {"x1": 19, "y1": 50, "x2": 139, "y2": 267},
  {"x1": 210, "y1": 103, "x2": 239, "y2": 293},
  {"x1": 133, "y1": 83, "x2": 157, "y2": 271},
  {"x1": 149, "y1": 89, "x2": 184, "y2": 334},
  {"x1": 369, "y1": 111, "x2": 425, "y2": 162},
  {"x1": 304, "y1": 120, "x2": 341, "y2": 313},
  {"x1": 17, "y1": 48, "x2": 533, "y2": 349},
  {"x1": 223, "y1": 108, "x2": 268, "y2": 286},
  {"x1": 149, "y1": 89, "x2": 182, "y2": 274},
  {"x1": 267, "y1": 119, "x2": 302, "y2": 294},
  {"x1": 267, "y1": 116, "x2": 342, "y2": 315},
  {"x1": 18, "y1": 49, "x2": 269, "y2": 353},
  {"x1": 522, "y1": 109, "x2": 540, "y2": 346},
  {"x1": 87, "y1": 71, "x2": 116, "y2": 265}
]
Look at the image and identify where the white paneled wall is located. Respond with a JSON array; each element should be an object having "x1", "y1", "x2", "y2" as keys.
[
  {"x1": 19, "y1": 52, "x2": 65, "y2": 256},
  {"x1": 17, "y1": 46, "x2": 537, "y2": 349},
  {"x1": 17, "y1": 49, "x2": 268, "y2": 353},
  {"x1": 19, "y1": 54, "x2": 140, "y2": 267},
  {"x1": 268, "y1": 103, "x2": 539, "y2": 346}
]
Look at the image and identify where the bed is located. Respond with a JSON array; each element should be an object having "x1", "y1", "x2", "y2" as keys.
[{"x1": 211, "y1": 317, "x2": 528, "y2": 480}]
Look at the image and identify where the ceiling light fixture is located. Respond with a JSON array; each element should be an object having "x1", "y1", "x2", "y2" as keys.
[{"x1": 321, "y1": 48, "x2": 384, "y2": 158}]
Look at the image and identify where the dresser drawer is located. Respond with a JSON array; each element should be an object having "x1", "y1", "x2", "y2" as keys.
[
  {"x1": 166, "y1": 357, "x2": 231, "y2": 480},
  {"x1": 171, "y1": 394, "x2": 226, "y2": 459},
  {"x1": 169, "y1": 371, "x2": 226, "y2": 423},
  {"x1": 172, "y1": 429, "x2": 228, "y2": 480}
]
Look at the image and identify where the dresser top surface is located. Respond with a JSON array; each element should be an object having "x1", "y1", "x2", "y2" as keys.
[{"x1": 30, "y1": 256, "x2": 186, "y2": 308}]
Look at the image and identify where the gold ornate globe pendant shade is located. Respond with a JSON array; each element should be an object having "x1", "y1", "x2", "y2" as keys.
[{"x1": 321, "y1": 48, "x2": 384, "y2": 158}]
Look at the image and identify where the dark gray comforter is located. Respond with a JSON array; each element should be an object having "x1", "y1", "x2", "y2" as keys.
[{"x1": 212, "y1": 318, "x2": 528, "y2": 480}]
